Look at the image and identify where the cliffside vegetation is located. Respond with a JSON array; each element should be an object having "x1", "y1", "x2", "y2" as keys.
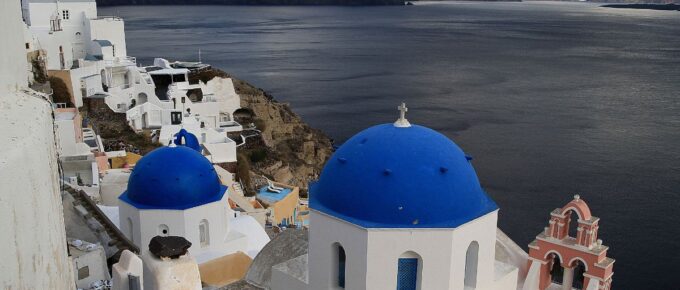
[
  {"x1": 81, "y1": 67, "x2": 333, "y2": 194},
  {"x1": 193, "y1": 68, "x2": 334, "y2": 195}
]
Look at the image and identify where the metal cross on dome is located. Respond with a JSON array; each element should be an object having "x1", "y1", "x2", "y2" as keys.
[{"x1": 394, "y1": 102, "x2": 411, "y2": 128}]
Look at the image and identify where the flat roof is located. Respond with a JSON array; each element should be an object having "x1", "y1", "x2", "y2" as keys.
[
  {"x1": 55, "y1": 111, "x2": 76, "y2": 121},
  {"x1": 146, "y1": 67, "x2": 189, "y2": 75},
  {"x1": 257, "y1": 186, "x2": 293, "y2": 203}
]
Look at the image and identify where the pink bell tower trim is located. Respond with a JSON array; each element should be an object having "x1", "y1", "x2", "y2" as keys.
[{"x1": 523, "y1": 195, "x2": 615, "y2": 290}]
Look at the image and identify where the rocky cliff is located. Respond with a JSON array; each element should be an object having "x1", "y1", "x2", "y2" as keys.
[
  {"x1": 228, "y1": 75, "x2": 334, "y2": 194},
  {"x1": 83, "y1": 68, "x2": 333, "y2": 194}
]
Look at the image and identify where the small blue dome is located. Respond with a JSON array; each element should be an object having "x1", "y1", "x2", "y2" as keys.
[
  {"x1": 119, "y1": 146, "x2": 226, "y2": 210},
  {"x1": 173, "y1": 129, "x2": 201, "y2": 152},
  {"x1": 310, "y1": 123, "x2": 497, "y2": 228}
]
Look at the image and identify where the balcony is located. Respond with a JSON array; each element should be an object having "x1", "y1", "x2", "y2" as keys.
[
  {"x1": 93, "y1": 16, "x2": 123, "y2": 21},
  {"x1": 103, "y1": 56, "x2": 136, "y2": 67}
]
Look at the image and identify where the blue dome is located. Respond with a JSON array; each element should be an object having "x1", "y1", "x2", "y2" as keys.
[
  {"x1": 310, "y1": 123, "x2": 497, "y2": 228},
  {"x1": 119, "y1": 146, "x2": 226, "y2": 210},
  {"x1": 173, "y1": 129, "x2": 201, "y2": 152}
]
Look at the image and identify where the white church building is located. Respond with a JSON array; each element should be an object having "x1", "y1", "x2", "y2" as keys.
[
  {"x1": 117, "y1": 141, "x2": 259, "y2": 264},
  {"x1": 269, "y1": 105, "x2": 520, "y2": 290}
]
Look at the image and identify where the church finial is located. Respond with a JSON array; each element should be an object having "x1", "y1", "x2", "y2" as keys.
[{"x1": 394, "y1": 102, "x2": 411, "y2": 128}]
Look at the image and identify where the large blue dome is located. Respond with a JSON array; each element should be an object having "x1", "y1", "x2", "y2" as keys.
[
  {"x1": 119, "y1": 146, "x2": 226, "y2": 210},
  {"x1": 310, "y1": 123, "x2": 497, "y2": 228}
]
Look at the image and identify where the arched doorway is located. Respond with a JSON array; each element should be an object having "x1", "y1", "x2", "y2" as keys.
[
  {"x1": 397, "y1": 251, "x2": 422, "y2": 290},
  {"x1": 465, "y1": 241, "x2": 479, "y2": 288},
  {"x1": 549, "y1": 253, "x2": 564, "y2": 285}
]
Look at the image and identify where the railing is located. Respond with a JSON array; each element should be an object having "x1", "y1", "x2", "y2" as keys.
[
  {"x1": 93, "y1": 16, "x2": 123, "y2": 21},
  {"x1": 63, "y1": 184, "x2": 139, "y2": 254},
  {"x1": 103, "y1": 56, "x2": 137, "y2": 67}
]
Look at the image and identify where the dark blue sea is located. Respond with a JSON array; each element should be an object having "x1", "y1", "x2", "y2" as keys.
[{"x1": 102, "y1": 2, "x2": 680, "y2": 288}]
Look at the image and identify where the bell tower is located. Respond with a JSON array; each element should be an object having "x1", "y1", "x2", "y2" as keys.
[{"x1": 523, "y1": 195, "x2": 614, "y2": 290}]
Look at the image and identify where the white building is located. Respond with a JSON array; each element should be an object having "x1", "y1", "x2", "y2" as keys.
[
  {"x1": 22, "y1": 0, "x2": 126, "y2": 71},
  {"x1": 117, "y1": 143, "x2": 266, "y2": 264},
  {"x1": 127, "y1": 58, "x2": 243, "y2": 133},
  {"x1": 269, "y1": 106, "x2": 521, "y2": 290},
  {"x1": 158, "y1": 124, "x2": 238, "y2": 166},
  {"x1": 54, "y1": 107, "x2": 100, "y2": 187},
  {"x1": 22, "y1": 0, "x2": 160, "y2": 112},
  {"x1": 0, "y1": 0, "x2": 74, "y2": 288}
]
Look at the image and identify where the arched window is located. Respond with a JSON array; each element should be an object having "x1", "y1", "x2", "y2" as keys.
[
  {"x1": 158, "y1": 224, "x2": 169, "y2": 236},
  {"x1": 127, "y1": 218, "x2": 134, "y2": 243},
  {"x1": 199, "y1": 219, "x2": 209, "y2": 247},
  {"x1": 549, "y1": 253, "x2": 564, "y2": 285},
  {"x1": 465, "y1": 241, "x2": 479, "y2": 288},
  {"x1": 571, "y1": 259, "x2": 587, "y2": 289},
  {"x1": 334, "y1": 243, "x2": 346, "y2": 288},
  {"x1": 397, "y1": 251, "x2": 421, "y2": 290},
  {"x1": 567, "y1": 210, "x2": 580, "y2": 239},
  {"x1": 138, "y1": 93, "x2": 148, "y2": 104}
]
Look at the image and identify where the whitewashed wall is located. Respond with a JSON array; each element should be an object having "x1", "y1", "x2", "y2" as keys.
[
  {"x1": 88, "y1": 17, "x2": 127, "y2": 57},
  {"x1": 307, "y1": 211, "x2": 369, "y2": 290},
  {"x1": 303, "y1": 210, "x2": 515, "y2": 290},
  {"x1": 25, "y1": 2, "x2": 97, "y2": 70},
  {"x1": 0, "y1": 1, "x2": 74, "y2": 288},
  {"x1": 120, "y1": 193, "x2": 246, "y2": 264}
]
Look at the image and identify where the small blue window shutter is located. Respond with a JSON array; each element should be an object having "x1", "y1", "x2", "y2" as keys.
[{"x1": 397, "y1": 258, "x2": 418, "y2": 290}]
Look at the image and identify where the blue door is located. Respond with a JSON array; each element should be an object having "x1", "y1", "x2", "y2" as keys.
[{"x1": 397, "y1": 258, "x2": 418, "y2": 290}]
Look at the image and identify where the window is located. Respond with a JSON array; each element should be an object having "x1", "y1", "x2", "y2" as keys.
[
  {"x1": 173, "y1": 74, "x2": 186, "y2": 83},
  {"x1": 464, "y1": 241, "x2": 479, "y2": 288},
  {"x1": 25, "y1": 43, "x2": 30, "y2": 50},
  {"x1": 158, "y1": 224, "x2": 169, "y2": 236},
  {"x1": 199, "y1": 219, "x2": 209, "y2": 247},
  {"x1": 336, "y1": 244, "x2": 346, "y2": 288},
  {"x1": 170, "y1": 112, "x2": 182, "y2": 125},
  {"x1": 127, "y1": 218, "x2": 134, "y2": 243},
  {"x1": 62, "y1": 10, "x2": 70, "y2": 20},
  {"x1": 50, "y1": 19, "x2": 62, "y2": 31},
  {"x1": 77, "y1": 266, "x2": 89, "y2": 280}
]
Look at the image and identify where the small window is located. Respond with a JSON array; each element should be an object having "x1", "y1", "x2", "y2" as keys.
[
  {"x1": 25, "y1": 43, "x2": 30, "y2": 50},
  {"x1": 158, "y1": 224, "x2": 169, "y2": 236},
  {"x1": 170, "y1": 112, "x2": 182, "y2": 125},
  {"x1": 77, "y1": 266, "x2": 89, "y2": 280},
  {"x1": 127, "y1": 218, "x2": 134, "y2": 242},
  {"x1": 335, "y1": 244, "x2": 346, "y2": 288},
  {"x1": 173, "y1": 74, "x2": 186, "y2": 83},
  {"x1": 62, "y1": 10, "x2": 70, "y2": 20},
  {"x1": 199, "y1": 219, "x2": 210, "y2": 247}
]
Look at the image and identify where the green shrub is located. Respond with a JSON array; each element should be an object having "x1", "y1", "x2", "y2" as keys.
[{"x1": 249, "y1": 148, "x2": 268, "y2": 163}]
